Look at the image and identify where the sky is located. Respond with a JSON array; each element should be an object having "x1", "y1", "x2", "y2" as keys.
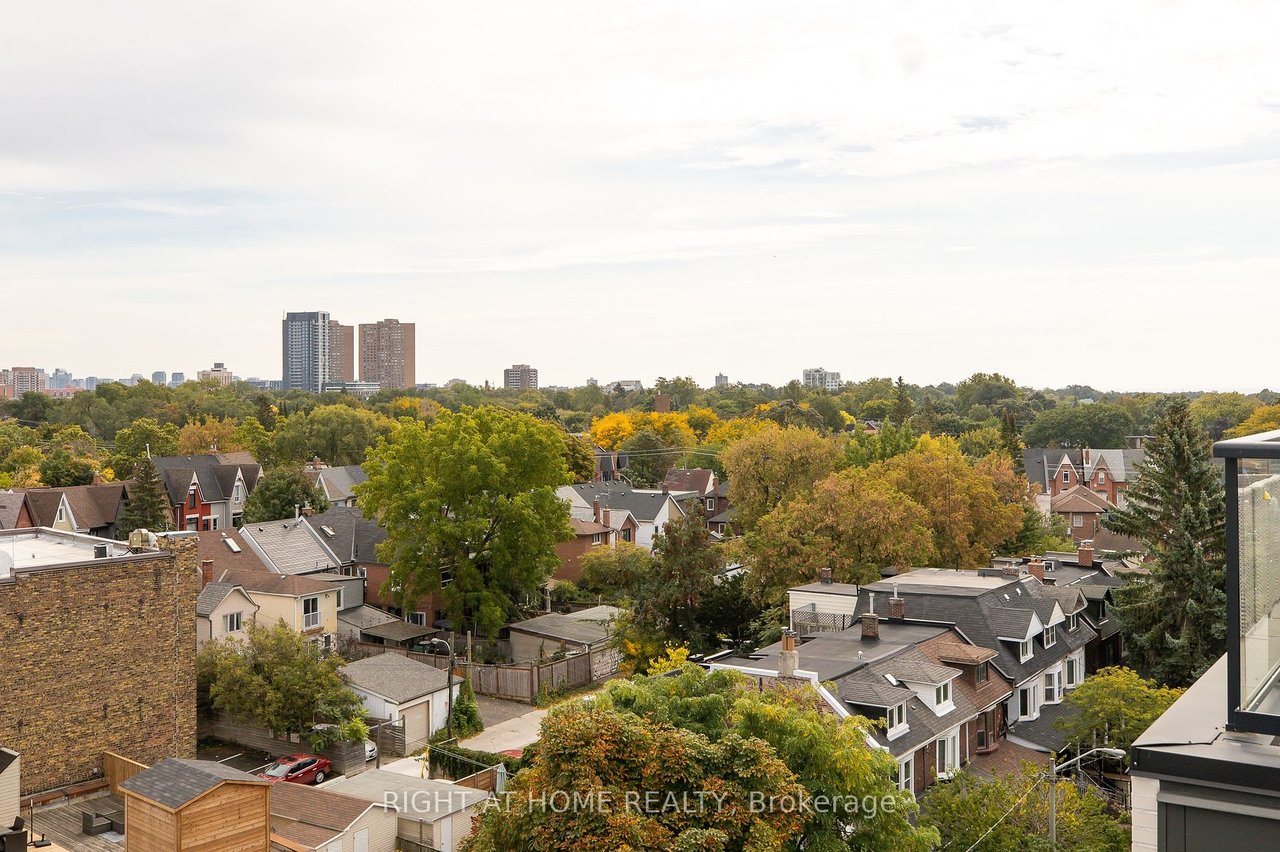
[{"x1": 3, "y1": 1, "x2": 1280, "y2": 392}]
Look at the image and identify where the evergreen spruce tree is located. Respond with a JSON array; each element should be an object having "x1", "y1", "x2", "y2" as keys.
[
  {"x1": 117, "y1": 457, "x2": 172, "y2": 536},
  {"x1": 892, "y1": 376, "x2": 914, "y2": 426},
  {"x1": 1000, "y1": 408, "x2": 1024, "y2": 475},
  {"x1": 1103, "y1": 396, "x2": 1226, "y2": 686}
]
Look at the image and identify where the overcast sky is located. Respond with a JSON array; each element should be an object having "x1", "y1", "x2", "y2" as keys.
[{"x1": 3, "y1": 2, "x2": 1279, "y2": 391}]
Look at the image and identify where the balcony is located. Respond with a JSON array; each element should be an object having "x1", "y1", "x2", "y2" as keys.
[{"x1": 1215, "y1": 428, "x2": 1280, "y2": 734}]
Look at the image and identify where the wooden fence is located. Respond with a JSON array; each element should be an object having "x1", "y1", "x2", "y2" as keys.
[
  {"x1": 353, "y1": 642, "x2": 621, "y2": 703},
  {"x1": 103, "y1": 751, "x2": 147, "y2": 796}
]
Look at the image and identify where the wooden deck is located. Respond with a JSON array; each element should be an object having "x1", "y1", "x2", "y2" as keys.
[{"x1": 27, "y1": 792, "x2": 126, "y2": 852}]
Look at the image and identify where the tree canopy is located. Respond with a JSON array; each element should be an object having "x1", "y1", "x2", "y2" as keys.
[
  {"x1": 358, "y1": 406, "x2": 573, "y2": 636},
  {"x1": 1056, "y1": 666, "x2": 1183, "y2": 753},
  {"x1": 1022, "y1": 403, "x2": 1135, "y2": 449},
  {"x1": 720, "y1": 425, "x2": 841, "y2": 530},
  {"x1": 242, "y1": 467, "x2": 329, "y2": 524}
]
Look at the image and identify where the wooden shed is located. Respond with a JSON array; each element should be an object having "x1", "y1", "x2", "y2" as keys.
[{"x1": 119, "y1": 758, "x2": 271, "y2": 851}]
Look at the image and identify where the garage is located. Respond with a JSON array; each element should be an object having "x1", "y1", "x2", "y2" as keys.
[{"x1": 340, "y1": 653, "x2": 456, "y2": 755}]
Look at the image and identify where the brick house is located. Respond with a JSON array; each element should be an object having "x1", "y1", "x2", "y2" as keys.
[
  {"x1": 153, "y1": 453, "x2": 262, "y2": 531},
  {"x1": 1023, "y1": 447, "x2": 1144, "y2": 506},
  {"x1": 553, "y1": 517, "x2": 614, "y2": 584},
  {"x1": 0, "y1": 528, "x2": 199, "y2": 795}
]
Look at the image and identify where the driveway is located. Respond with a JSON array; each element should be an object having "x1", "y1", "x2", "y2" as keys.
[
  {"x1": 460, "y1": 707, "x2": 547, "y2": 754},
  {"x1": 475, "y1": 695, "x2": 538, "y2": 727}
]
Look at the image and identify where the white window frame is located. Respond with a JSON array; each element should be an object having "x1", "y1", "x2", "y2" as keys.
[
  {"x1": 1018, "y1": 684, "x2": 1038, "y2": 720},
  {"x1": 1062, "y1": 470, "x2": 1070, "y2": 483},
  {"x1": 887, "y1": 702, "x2": 908, "y2": 739},
  {"x1": 334, "y1": 587, "x2": 344, "y2": 610},
  {"x1": 223, "y1": 611, "x2": 243, "y2": 633},
  {"x1": 1066, "y1": 655, "x2": 1080, "y2": 688},
  {"x1": 1044, "y1": 669, "x2": 1062, "y2": 705},
  {"x1": 56, "y1": 505, "x2": 65, "y2": 523},
  {"x1": 1098, "y1": 471, "x2": 1106, "y2": 485},
  {"x1": 302, "y1": 596, "x2": 321, "y2": 630},
  {"x1": 935, "y1": 730, "x2": 959, "y2": 778},
  {"x1": 1072, "y1": 513, "x2": 1084, "y2": 527},
  {"x1": 706, "y1": 497, "x2": 716, "y2": 513},
  {"x1": 1066, "y1": 612, "x2": 1078, "y2": 632},
  {"x1": 233, "y1": 481, "x2": 243, "y2": 502},
  {"x1": 1018, "y1": 639, "x2": 1033, "y2": 662},
  {"x1": 897, "y1": 755, "x2": 914, "y2": 792},
  {"x1": 407, "y1": 611, "x2": 427, "y2": 626},
  {"x1": 592, "y1": 533, "x2": 602, "y2": 545},
  {"x1": 935, "y1": 680, "x2": 951, "y2": 708},
  {"x1": 1043, "y1": 625, "x2": 1057, "y2": 648}
]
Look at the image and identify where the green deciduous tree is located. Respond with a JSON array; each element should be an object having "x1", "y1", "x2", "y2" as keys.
[
  {"x1": 38, "y1": 450, "x2": 94, "y2": 487},
  {"x1": 1223, "y1": 402, "x2": 1280, "y2": 438},
  {"x1": 117, "y1": 457, "x2": 173, "y2": 535},
  {"x1": 844, "y1": 420, "x2": 916, "y2": 468},
  {"x1": 1022, "y1": 403, "x2": 1135, "y2": 449},
  {"x1": 721, "y1": 425, "x2": 840, "y2": 530},
  {"x1": 1103, "y1": 397, "x2": 1226, "y2": 686},
  {"x1": 921, "y1": 764, "x2": 1127, "y2": 851},
  {"x1": 1189, "y1": 392, "x2": 1260, "y2": 441},
  {"x1": 197, "y1": 621, "x2": 366, "y2": 739},
  {"x1": 272, "y1": 404, "x2": 395, "y2": 466},
  {"x1": 242, "y1": 467, "x2": 329, "y2": 523},
  {"x1": 358, "y1": 407, "x2": 573, "y2": 636},
  {"x1": 109, "y1": 417, "x2": 181, "y2": 473},
  {"x1": 1055, "y1": 666, "x2": 1183, "y2": 753}
]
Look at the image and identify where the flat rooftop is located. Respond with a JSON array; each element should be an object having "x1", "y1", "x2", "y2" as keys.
[
  {"x1": 865, "y1": 568, "x2": 1021, "y2": 594},
  {"x1": 0, "y1": 527, "x2": 150, "y2": 579},
  {"x1": 726, "y1": 622, "x2": 951, "y2": 681}
]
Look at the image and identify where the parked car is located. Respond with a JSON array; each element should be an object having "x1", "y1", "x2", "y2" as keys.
[
  {"x1": 256, "y1": 753, "x2": 332, "y2": 785},
  {"x1": 364, "y1": 739, "x2": 378, "y2": 762}
]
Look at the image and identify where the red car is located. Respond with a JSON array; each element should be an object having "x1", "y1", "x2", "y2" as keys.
[{"x1": 256, "y1": 753, "x2": 332, "y2": 785}]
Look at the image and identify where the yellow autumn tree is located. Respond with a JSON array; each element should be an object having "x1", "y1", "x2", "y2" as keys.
[{"x1": 590, "y1": 412, "x2": 635, "y2": 450}]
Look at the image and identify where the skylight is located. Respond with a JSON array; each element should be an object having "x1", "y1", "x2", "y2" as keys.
[
  {"x1": 224, "y1": 539, "x2": 241, "y2": 553},
  {"x1": 321, "y1": 525, "x2": 336, "y2": 537}
]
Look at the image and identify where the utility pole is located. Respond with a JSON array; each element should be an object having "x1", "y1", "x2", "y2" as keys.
[{"x1": 1048, "y1": 755, "x2": 1057, "y2": 851}]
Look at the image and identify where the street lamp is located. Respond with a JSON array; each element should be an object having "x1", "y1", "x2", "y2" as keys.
[
  {"x1": 428, "y1": 637, "x2": 455, "y2": 740},
  {"x1": 1047, "y1": 747, "x2": 1126, "y2": 850}
]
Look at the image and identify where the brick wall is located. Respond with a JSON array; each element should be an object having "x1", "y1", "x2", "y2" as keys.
[{"x1": 0, "y1": 536, "x2": 200, "y2": 795}]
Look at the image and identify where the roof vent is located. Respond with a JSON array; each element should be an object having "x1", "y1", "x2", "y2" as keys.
[
  {"x1": 321, "y1": 525, "x2": 336, "y2": 538},
  {"x1": 93, "y1": 543, "x2": 110, "y2": 559},
  {"x1": 1003, "y1": 593, "x2": 1010, "y2": 601},
  {"x1": 885, "y1": 674, "x2": 899, "y2": 686}
]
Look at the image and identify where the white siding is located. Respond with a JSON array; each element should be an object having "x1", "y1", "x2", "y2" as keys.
[
  {"x1": 788, "y1": 590, "x2": 860, "y2": 621},
  {"x1": 346, "y1": 806, "x2": 398, "y2": 852},
  {"x1": 0, "y1": 752, "x2": 18, "y2": 829},
  {"x1": 1130, "y1": 775, "x2": 1159, "y2": 852}
]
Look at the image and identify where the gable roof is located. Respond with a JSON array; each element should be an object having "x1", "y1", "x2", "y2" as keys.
[
  {"x1": 152, "y1": 454, "x2": 261, "y2": 505},
  {"x1": 840, "y1": 647, "x2": 975, "y2": 756},
  {"x1": 197, "y1": 528, "x2": 273, "y2": 573},
  {"x1": 507, "y1": 611, "x2": 614, "y2": 646},
  {"x1": 340, "y1": 653, "x2": 450, "y2": 704},
  {"x1": 196, "y1": 581, "x2": 255, "y2": 618},
  {"x1": 241, "y1": 517, "x2": 341, "y2": 575},
  {"x1": 563, "y1": 483, "x2": 683, "y2": 524},
  {"x1": 1051, "y1": 485, "x2": 1112, "y2": 513},
  {"x1": 0, "y1": 491, "x2": 23, "y2": 529},
  {"x1": 1023, "y1": 447, "x2": 1145, "y2": 493},
  {"x1": 269, "y1": 779, "x2": 388, "y2": 835},
  {"x1": 662, "y1": 468, "x2": 716, "y2": 496},
  {"x1": 120, "y1": 758, "x2": 265, "y2": 810},
  {"x1": 305, "y1": 505, "x2": 387, "y2": 565},
  {"x1": 569, "y1": 518, "x2": 611, "y2": 537},
  {"x1": 311, "y1": 465, "x2": 368, "y2": 504},
  {"x1": 215, "y1": 568, "x2": 336, "y2": 598},
  {"x1": 23, "y1": 482, "x2": 132, "y2": 530}
]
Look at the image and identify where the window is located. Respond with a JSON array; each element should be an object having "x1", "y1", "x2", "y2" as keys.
[
  {"x1": 887, "y1": 702, "x2": 907, "y2": 737},
  {"x1": 975, "y1": 661, "x2": 989, "y2": 684},
  {"x1": 188, "y1": 487, "x2": 198, "y2": 508},
  {"x1": 1044, "y1": 669, "x2": 1061, "y2": 704},
  {"x1": 185, "y1": 516, "x2": 198, "y2": 531},
  {"x1": 1043, "y1": 625, "x2": 1057, "y2": 648},
  {"x1": 56, "y1": 504, "x2": 65, "y2": 523},
  {"x1": 976, "y1": 710, "x2": 993, "y2": 749},
  {"x1": 935, "y1": 681, "x2": 951, "y2": 707},
  {"x1": 1067, "y1": 612, "x2": 1078, "y2": 632},
  {"x1": 223, "y1": 612, "x2": 243, "y2": 633},
  {"x1": 1018, "y1": 639, "x2": 1033, "y2": 661},
  {"x1": 935, "y1": 731, "x2": 959, "y2": 777},
  {"x1": 201, "y1": 517, "x2": 211, "y2": 531},
  {"x1": 302, "y1": 596, "x2": 321, "y2": 630},
  {"x1": 441, "y1": 567, "x2": 453, "y2": 587},
  {"x1": 1072, "y1": 513, "x2": 1084, "y2": 527},
  {"x1": 407, "y1": 611, "x2": 427, "y2": 626},
  {"x1": 334, "y1": 587, "x2": 344, "y2": 610},
  {"x1": 1066, "y1": 656, "x2": 1080, "y2": 688},
  {"x1": 592, "y1": 533, "x2": 602, "y2": 545},
  {"x1": 1098, "y1": 599, "x2": 1108, "y2": 621},
  {"x1": 897, "y1": 756, "x2": 913, "y2": 792},
  {"x1": 1018, "y1": 685, "x2": 1037, "y2": 719},
  {"x1": 706, "y1": 497, "x2": 716, "y2": 513},
  {"x1": 1098, "y1": 471, "x2": 1106, "y2": 485},
  {"x1": 1062, "y1": 470, "x2": 1070, "y2": 483},
  {"x1": 233, "y1": 482, "x2": 243, "y2": 502},
  {"x1": 621, "y1": 528, "x2": 632, "y2": 543},
  {"x1": 211, "y1": 515, "x2": 219, "y2": 531}
]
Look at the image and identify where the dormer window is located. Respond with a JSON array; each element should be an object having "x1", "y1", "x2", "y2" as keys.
[
  {"x1": 187, "y1": 487, "x2": 198, "y2": 509},
  {"x1": 1062, "y1": 470, "x2": 1070, "y2": 483},
  {"x1": 1098, "y1": 471, "x2": 1106, "y2": 485},
  {"x1": 935, "y1": 681, "x2": 951, "y2": 707},
  {"x1": 975, "y1": 661, "x2": 989, "y2": 684},
  {"x1": 1018, "y1": 639, "x2": 1033, "y2": 661},
  {"x1": 1044, "y1": 625, "x2": 1057, "y2": 648},
  {"x1": 1067, "y1": 612, "x2": 1079, "y2": 632},
  {"x1": 1098, "y1": 599, "x2": 1108, "y2": 622},
  {"x1": 887, "y1": 702, "x2": 907, "y2": 738}
]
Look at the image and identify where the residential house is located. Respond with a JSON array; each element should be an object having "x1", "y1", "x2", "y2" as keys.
[
  {"x1": 239, "y1": 517, "x2": 343, "y2": 576},
  {"x1": 852, "y1": 568, "x2": 1095, "y2": 745},
  {"x1": 269, "y1": 778, "x2": 398, "y2": 852},
  {"x1": 327, "y1": 770, "x2": 487, "y2": 852},
  {"x1": 215, "y1": 568, "x2": 341, "y2": 652},
  {"x1": 554, "y1": 516, "x2": 614, "y2": 584},
  {"x1": 662, "y1": 468, "x2": 736, "y2": 537},
  {"x1": 304, "y1": 463, "x2": 369, "y2": 509},
  {"x1": 1023, "y1": 447, "x2": 1145, "y2": 506},
  {"x1": 0, "y1": 491, "x2": 31, "y2": 530},
  {"x1": 196, "y1": 580, "x2": 258, "y2": 647},
  {"x1": 339, "y1": 654, "x2": 458, "y2": 752},
  {"x1": 1050, "y1": 486, "x2": 1112, "y2": 543},
  {"x1": 120, "y1": 758, "x2": 271, "y2": 852},
  {"x1": 0, "y1": 528, "x2": 199, "y2": 795},
  {"x1": 153, "y1": 453, "x2": 261, "y2": 531},
  {"x1": 507, "y1": 605, "x2": 621, "y2": 663},
  {"x1": 20, "y1": 482, "x2": 132, "y2": 538},
  {"x1": 559, "y1": 482, "x2": 686, "y2": 549},
  {"x1": 337, "y1": 604, "x2": 402, "y2": 643}
]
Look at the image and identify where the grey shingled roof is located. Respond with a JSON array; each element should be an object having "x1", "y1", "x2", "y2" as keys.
[
  {"x1": 196, "y1": 582, "x2": 238, "y2": 617},
  {"x1": 152, "y1": 454, "x2": 260, "y2": 506},
  {"x1": 316, "y1": 465, "x2": 369, "y2": 504},
  {"x1": 567, "y1": 483, "x2": 681, "y2": 523},
  {"x1": 841, "y1": 677, "x2": 915, "y2": 707},
  {"x1": 986, "y1": 608, "x2": 1038, "y2": 640},
  {"x1": 241, "y1": 518, "x2": 341, "y2": 575},
  {"x1": 881, "y1": 653, "x2": 960, "y2": 686},
  {"x1": 840, "y1": 647, "x2": 977, "y2": 757},
  {"x1": 361, "y1": 620, "x2": 437, "y2": 642},
  {"x1": 1008, "y1": 698, "x2": 1081, "y2": 753},
  {"x1": 1036, "y1": 584, "x2": 1087, "y2": 615},
  {"x1": 338, "y1": 604, "x2": 400, "y2": 631},
  {"x1": 307, "y1": 505, "x2": 387, "y2": 565},
  {"x1": 508, "y1": 612, "x2": 612, "y2": 645},
  {"x1": 341, "y1": 653, "x2": 450, "y2": 704},
  {"x1": 0, "y1": 491, "x2": 22, "y2": 530},
  {"x1": 120, "y1": 758, "x2": 264, "y2": 809}
]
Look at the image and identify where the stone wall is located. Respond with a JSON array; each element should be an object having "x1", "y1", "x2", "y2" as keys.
[{"x1": 0, "y1": 535, "x2": 200, "y2": 795}]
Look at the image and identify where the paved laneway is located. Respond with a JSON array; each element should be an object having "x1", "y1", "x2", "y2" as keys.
[{"x1": 459, "y1": 707, "x2": 547, "y2": 754}]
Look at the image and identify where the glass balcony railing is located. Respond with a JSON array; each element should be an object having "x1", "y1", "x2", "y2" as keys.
[{"x1": 1215, "y1": 429, "x2": 1280, "y2": 734}]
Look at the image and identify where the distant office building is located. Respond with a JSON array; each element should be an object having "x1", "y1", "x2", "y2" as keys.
[
  {"x1": 715, "y1": 373, "x2": 729, "y2": 387},
  {"x1": 125, "y1": 373, "x2": 145, "y2": 386},
  {"x1": 70, "y1": 378, "x2": 85, "y2": 390},
  {"x1": 586, "y1": 377, "x2": 598, "y2": 387},
  {"x1": 358, "y1": 318, "x2": 415, "y2": 390},
  {"x1": 504, "y1": 364, "x2": 539, "y2": 390},
  {"x1": 169, "y1": 372, "x2": 186, "y2": 387},
  {"x1": 329, "y1": 320, "x2": 356, "y2": 383},
  {"x1": 609, "y1": 379, "x2": 643, "y2": 393},
  {"x1": 49, "y1": 368, "x2": 72, "y2": 389},
  {"x1": 802, "y1": 367, "x2": 842, "y2": 391},
  {"x1": 197, "y1": 363, "x2": 235, "y2": 386},
  {"x1": 85, "y1": 376, "x2": 100, "y2": 391},
  {"x1": 444, "y1": 378, "x2": 468, "y2": 388},
  {"x1": 151, "y1": 371, "x2": 167, "y2": 386},
  {"x1": 9, "y1": 367, "x2": 46, "y2": 396},
  {"x1": 282, "y1": 311, "x2": 332, "y2": 392},
  {"x1": 322, "y1": 380, "x2": 381, "y2": 399}
]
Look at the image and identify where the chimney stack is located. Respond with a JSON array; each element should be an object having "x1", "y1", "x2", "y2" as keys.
[
  {"x1": 593, "y1": 496, "x2": 602, "y2": 525},
  {"x1": 860, "y1": 612, "x2": 880, "y2": 642},
  {"x1": 819, "y1": 565, "x2": 833, "y2": 585},
  {"x1": 1027, "y1": 559, "x2": 1045, "y2": 582},
  {"x1": 1082, "y1": 447, "x2": 1091, "y2": 466},
  {"x1": 602, "y1": 506, "x2": 611, "y2": 530},
  {"x1": 200, "y1": 559, "x2": 214, "y2": 589},
  {"x1": 778, "y1": 630, "x2": 799, "y2": 678},
  {"x1": 1077, "y1": 544, "x2": 1095, "y2": 568},
  {"x1": 1001, "y1": 562, "x2": 1020, "y2": 577},
  {"x1": 889, "y1": 584, "x2": 905, "y2": 620}
]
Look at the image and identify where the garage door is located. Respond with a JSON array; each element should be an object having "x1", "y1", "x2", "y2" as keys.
[{"x1": 402, "y1": 701, "x2": 429, "y2": 752}]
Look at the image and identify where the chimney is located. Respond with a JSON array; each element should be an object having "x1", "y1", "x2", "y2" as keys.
[
  {"x1": 861, "y1": 612, "x2": 880, "y2": 642},
  {"x1": 1001, "y1": 562, "x2": 1020, "y2": 577},
  {"x1": 1077, "y1": 544, "x2": 1095, "y2": 568},
  {"x1": 819, "y1": 565, "x2": 833, "y2": 585},
  {"x1": 602, "y1": 506, "x2": 611, "y2": 529},
  {"x1": 593, "y1": 496, "x2": 602, "y2": 524},
  {"x1": 889, "y1": 584, "x2": 905, "y2": 620},
  {"x1": 778, "y1": 629, "x2": 799, "y2": 678},
  {"x1": 654, "y1": 393, "x2": 672, "y2": 414},
  {"x1": 662, "y1": 483, "x2": 669, "y2": 495},
  {"x1": 1028, "y1": 559, "x2": 1045, "y2": 583},
  {"x1": 302, "y1": 505, "x2": 314, "y2": 517},
  {"x1": 1082, "y1": 447, "x2": 1091, "y2": 466},
  {"x1": 200, "y1": 559, "x2": 214, "y2": 589}
]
